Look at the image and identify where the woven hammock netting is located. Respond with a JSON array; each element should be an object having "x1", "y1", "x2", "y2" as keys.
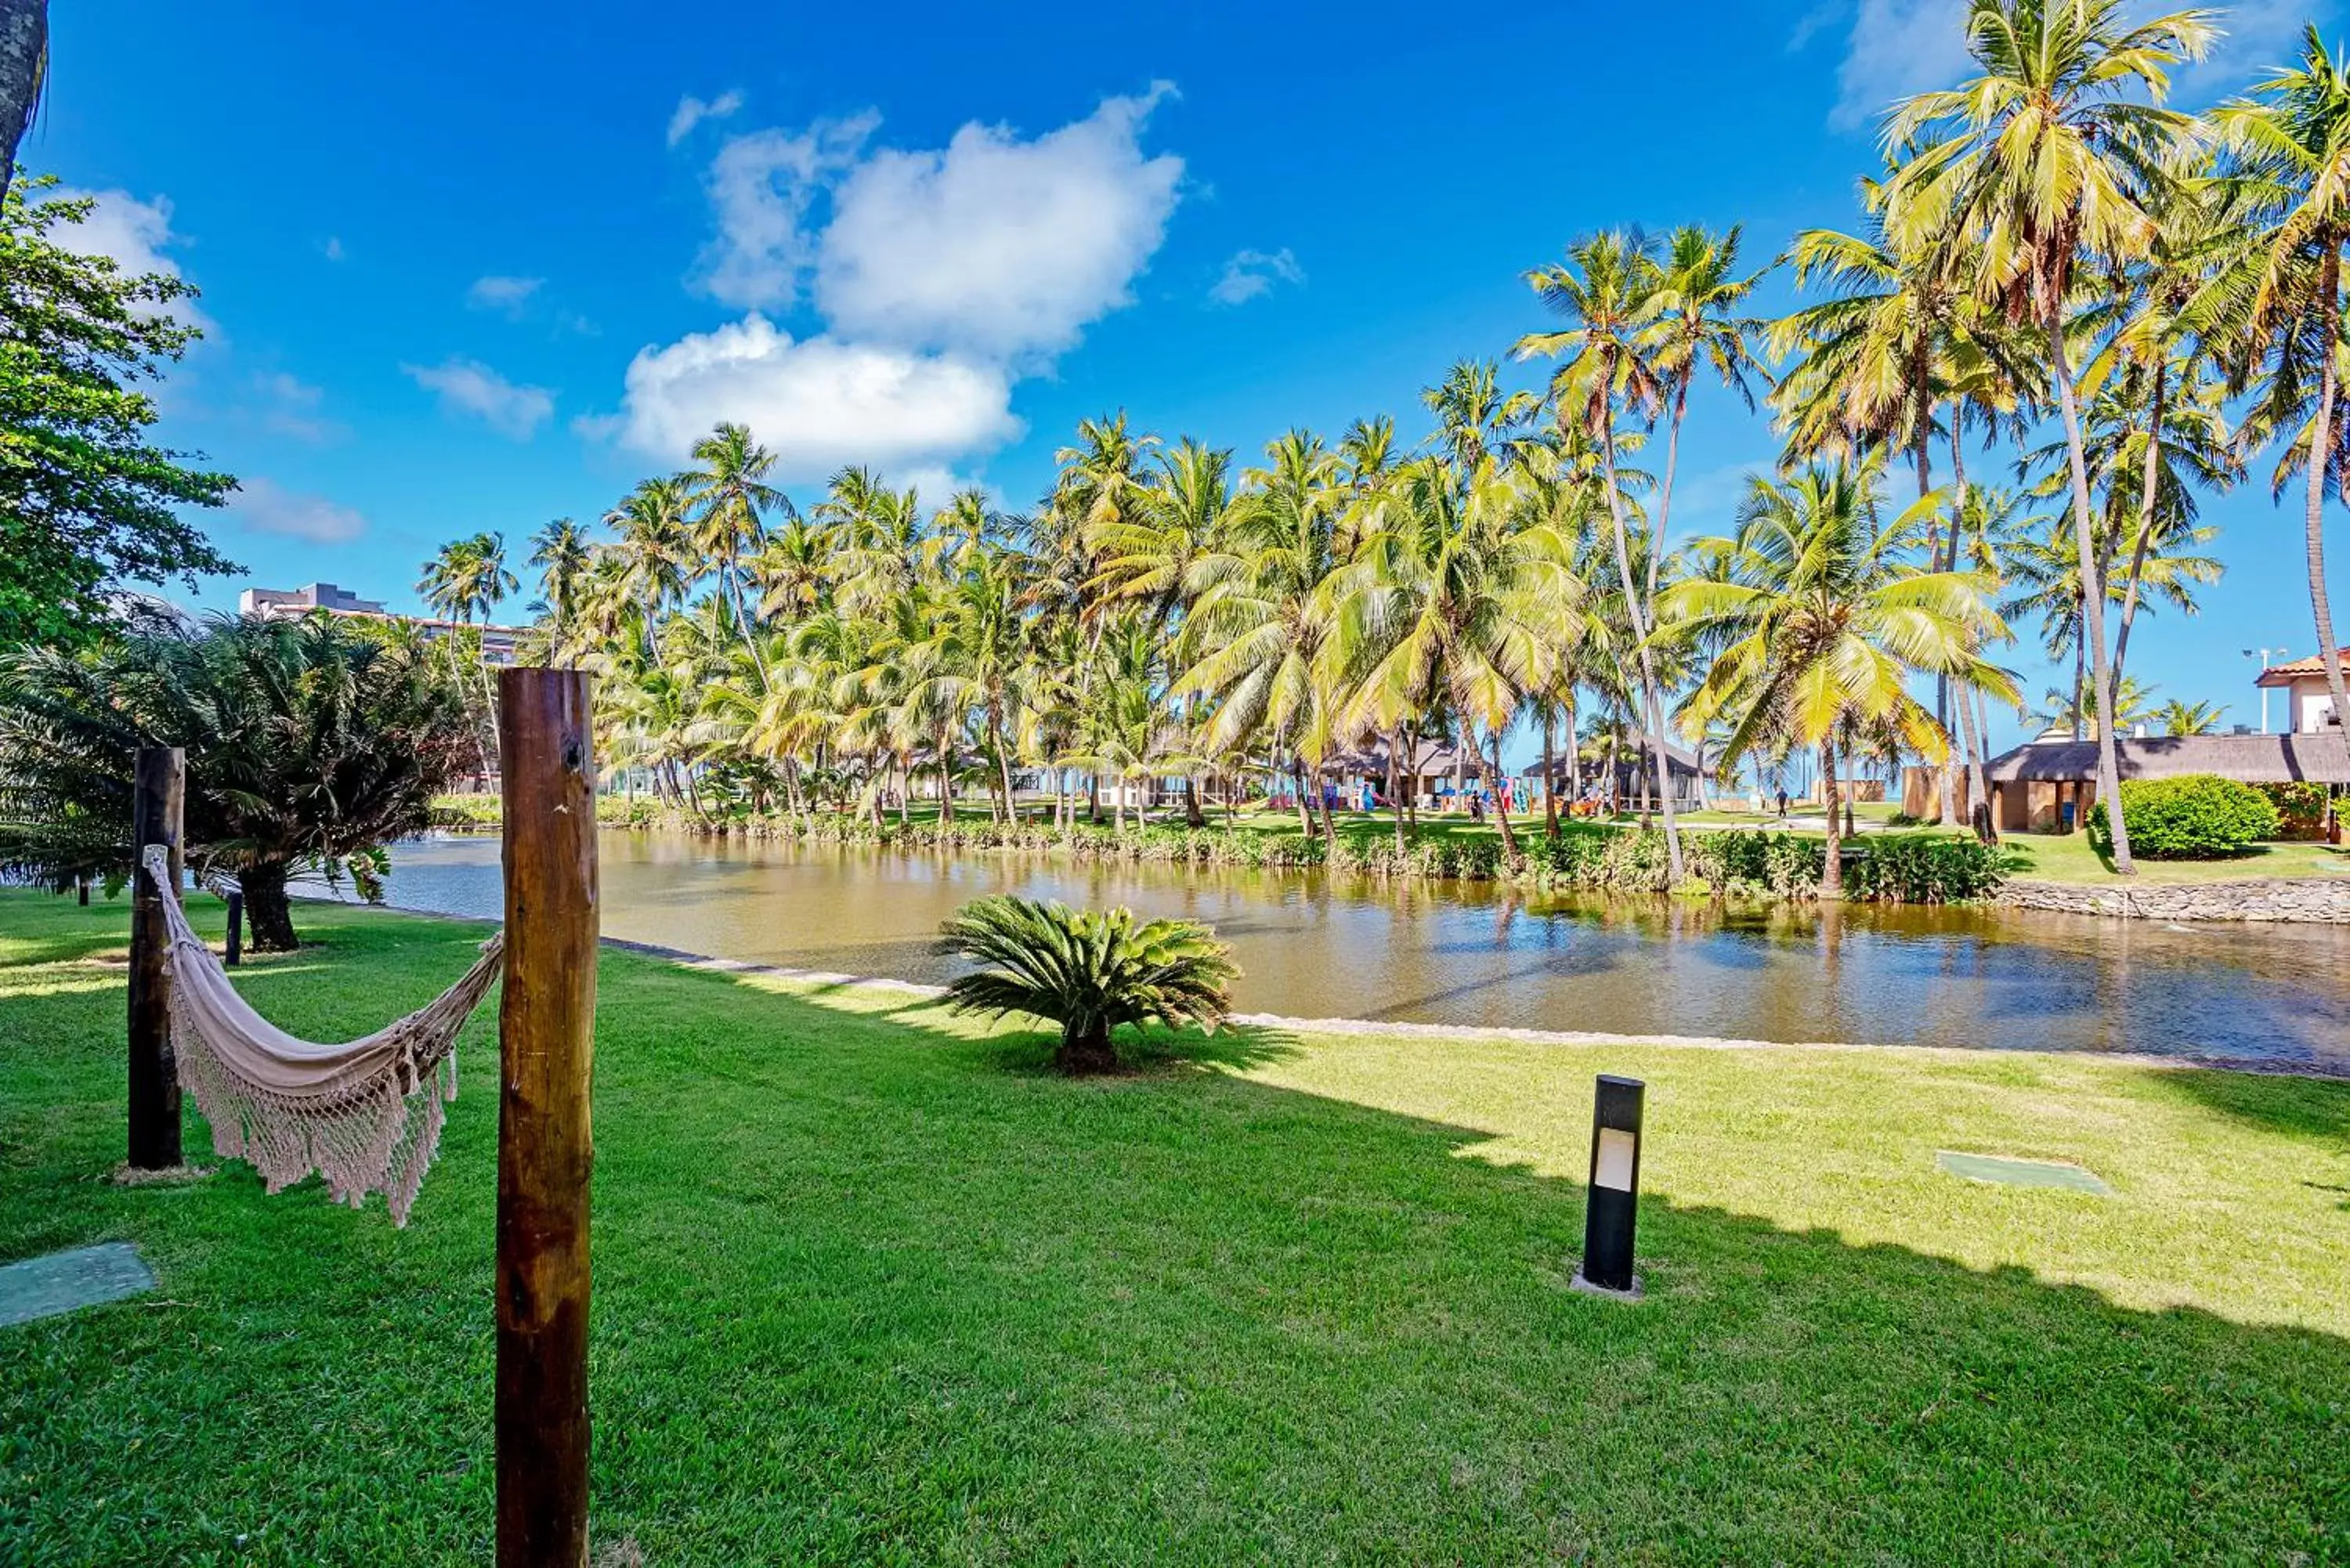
[{"x1": 143, "y1": 848, "x2": 504, "y2": 1226}]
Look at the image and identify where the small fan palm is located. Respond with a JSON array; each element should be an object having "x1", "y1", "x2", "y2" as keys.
[{"x1": 935, "y1": 896, "x2": 1239, "y2": 1074}]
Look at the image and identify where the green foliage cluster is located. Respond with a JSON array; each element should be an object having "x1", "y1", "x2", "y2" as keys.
[
  {"x1": 2089, "y1": 775, "x2": 2281, "y2": 861},
  {"x1": 935, "y1": 894, "x2": 1239, "y2": 1072},
  {"x1": 0, "y1": 612, "x2": 474, "y2": 946},
  {"x1": 1841, "y1": 833, "x2": 2008, "y2": 903},
  {"x1": 0, "y1": 180, "x2": 236, "y2": 649},
  {"x1": 2253, "y1": 781, "x2": 2333, "y2": 842}
]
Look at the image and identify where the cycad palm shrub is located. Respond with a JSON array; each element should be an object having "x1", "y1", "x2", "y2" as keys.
[{"x1": 935, "y1": 896, "x2": 1240, "y2": 1074}]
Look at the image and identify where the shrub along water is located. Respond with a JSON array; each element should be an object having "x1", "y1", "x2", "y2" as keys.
[
  {"x1": 433, "y1": 795, "x2": 2008, "y2": 904},
  {"x1": 2089, "y1": 775, "x2": 2282, "y2": 861}
]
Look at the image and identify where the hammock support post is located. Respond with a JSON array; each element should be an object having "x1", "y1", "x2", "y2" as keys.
[
  {"x1": 494, "y1": 668, "x2": 598, "y2": 1568},
  {"x1": 128, "y1": 745, "x2": 185, "y2": 1169}
]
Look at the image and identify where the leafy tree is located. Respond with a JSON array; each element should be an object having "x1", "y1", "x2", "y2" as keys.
[
  {"x1": 935, "y1": 895, "x2": 1238, "y2": 1074},
  {"x1": 0, "y1": 179, "x2": 235, "y2": 649},
  {"x1": 0, "y1": 613, "x2": 473, "y2": 948}
]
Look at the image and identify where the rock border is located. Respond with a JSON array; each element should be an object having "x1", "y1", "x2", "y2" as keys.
[{"x1": 1997, "y1": 876, "x2": 2350, "y2": 923}]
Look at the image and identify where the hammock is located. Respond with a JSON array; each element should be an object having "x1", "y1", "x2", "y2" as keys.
[{"x1": 143, "y1": 847, "x2": 504, "y2": 1226}]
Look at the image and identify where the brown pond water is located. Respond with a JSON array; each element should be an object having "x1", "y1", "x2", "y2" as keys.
[{"x1": 348, "y1": 832, "x2": 2350, "y2": 1071}]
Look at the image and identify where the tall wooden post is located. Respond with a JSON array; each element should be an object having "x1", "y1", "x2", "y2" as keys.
[
  {"x1": 494, "y1": 669, "x2": 598, "y2": 1568},
  {"x1": 128, "y1": 746, "x2": 185, "y2": 1169}
]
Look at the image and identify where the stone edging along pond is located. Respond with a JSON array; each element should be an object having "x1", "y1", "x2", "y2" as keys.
[{"x1": 1995, "y1": 876, "x2": 2350, "y2": 924}]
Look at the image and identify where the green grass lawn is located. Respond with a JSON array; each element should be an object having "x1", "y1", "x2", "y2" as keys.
[
  {"x1": 1999, "y1": 830, "x2": 2350, "y2": 885},
  {"x1": 3, "y1": 891, "x2": 2347, "y2": 1563}
]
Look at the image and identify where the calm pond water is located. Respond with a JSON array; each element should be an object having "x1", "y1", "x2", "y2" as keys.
[{"x1": 343, "y1": 833, "x2": 2350, "y2": 1071}]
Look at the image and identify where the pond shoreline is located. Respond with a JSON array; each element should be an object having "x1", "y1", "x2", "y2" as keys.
[{"x1": 279, "y1": 895, "x2": 2348, "y2": 1081}]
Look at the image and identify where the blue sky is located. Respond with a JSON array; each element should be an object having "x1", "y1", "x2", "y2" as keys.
[{"x1": 30, "y1": 0, "x2": 2348, "y2": 750}]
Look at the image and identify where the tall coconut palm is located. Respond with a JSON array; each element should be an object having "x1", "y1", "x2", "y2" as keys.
[
  {"x1": 1174, "y1": 432, "x2": 1344, "y2": 838},
  {"x1": 1513, "y1": 229, "x2": 1687, "y2": 876},
  {"x1": 685, "y1": 421, "x2": 786, "y2": 684},
  {"x1": 1326, "y1": 455, "x2": 1586, "y2": 858},
  {"x1": 529, "y1": 517, "x2": 591, "y2": 660},
  {"x1": 1882, "y1": 0, "x2": 2218, "y2": 873},
  {"x1": 2204, "y1": 26, "x2": 2350, "y2": 763},
  {"x1": 1661, "y1": 462, "x2": 2017, "y2": 898},
  {"x1": 605, "y1": 476, "x2": 696, "y2": 655}
]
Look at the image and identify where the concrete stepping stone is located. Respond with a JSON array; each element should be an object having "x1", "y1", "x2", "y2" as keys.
[
  {"x1": 0, "y1": 1241, "x2": 154, "y2": 1328},
  {"x1": 1936, "y1": 1151, "x2": 2111, "y2": 1195}
]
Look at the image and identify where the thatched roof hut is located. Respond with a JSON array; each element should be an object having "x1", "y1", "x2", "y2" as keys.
[{"x1": 1983, "y1": 734, "x2": 2350, "y2": 786}]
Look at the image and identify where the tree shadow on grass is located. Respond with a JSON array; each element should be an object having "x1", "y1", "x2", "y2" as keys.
[
  {"x1": 7, "y1": 915, "x2": 2350, "y2": 1562},
  {"x1": 2145, "y1": 1061, "x2": 2350, "y2": 1141}
]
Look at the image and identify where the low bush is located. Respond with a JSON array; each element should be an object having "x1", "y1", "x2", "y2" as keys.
[
  {"x1": 2089, "y1": 775, "x2": 2280, "y2": 860},
  {"x1": 2255, "y1": 780, "x2": 2333, "y2": 842},
  {"x1": 1842, "y1": 833, "x2": 2005, "y2": 903}
]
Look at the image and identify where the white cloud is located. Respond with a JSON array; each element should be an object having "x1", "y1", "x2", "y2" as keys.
[
  {"x1": 53, "y1": 187, "x2": 214, "y2": 331},
  {"x1": 812, "y1": 83, "x2": 1184, "y2": 358},
  {"x1": 250, "y1": 370, "x2": 342, "y2": 444},
  {"x1": 1209, "y1": 247, "x2": 1303, "y2": 306},
  {"x1": 594, "y1": 313, "x2": 1018, "y2": 479},
  {"x1": 696, "y1": 114, "x2": 878, "y2": 309},
  {"x1": 322, "y1": 236, "x2": 345, "y2": 262},
  {"x1": 667, "y1": 89, "x2": 744, "y2": 146},
  {"x1": 467, "y1": 274, "x2": 544, "y2": 316},
  {"x1": 1825, "y1": 0, "x2": 1971, "y2": 132},
  {"x1": 403, "y1": 356, "x2": 555, "y2": 439},
  {"x1": 233, "y1": 476, "x2": 367, "y2": 544},
  {"x1": 605, "y1": 85, "x2": 1182, "y2": 485}
]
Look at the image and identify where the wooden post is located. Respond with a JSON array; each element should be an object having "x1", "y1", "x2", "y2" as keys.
[
  {"x1": 128, "y1": 746, "x2": 185, "y2": 1169},
  {"x1": 224, "y1": 891, "x2": 243, "y2": 967},
  {"x1": 494, "y1": 669, "x2": 598, "y2": 1568}
]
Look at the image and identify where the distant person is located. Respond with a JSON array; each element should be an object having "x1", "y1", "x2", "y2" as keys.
[{"x1": 1777, "y1": 788, "x2": 1790, "y2": 818}]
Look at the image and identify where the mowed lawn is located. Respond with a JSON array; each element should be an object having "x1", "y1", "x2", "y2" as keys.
[{"x1": 2, "y1": 892, "x2": 2347, "y2": 1564}]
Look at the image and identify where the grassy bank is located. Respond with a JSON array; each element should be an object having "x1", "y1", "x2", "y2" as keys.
[
  {"x1": 3, "y1": 891, "x2": 2347, "y2": 1562},
  {"x1": 1999, "y1": 829, "x2": 2350, "y2": 886}
]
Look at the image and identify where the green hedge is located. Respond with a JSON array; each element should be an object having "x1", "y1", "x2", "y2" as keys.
[
  {"x1": 2090, "y1": 775, "x2": 2281, "y2": 860},
  {"x1": 425, "y1": 800, "x2": 2007, "y2": 904},
  {"x1": 2255, "y1": 781, "x2": 2333, "y2": 842}
]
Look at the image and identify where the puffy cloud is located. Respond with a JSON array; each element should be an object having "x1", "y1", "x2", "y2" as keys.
[
  {"x1": 1824, "y1": 0, "x2": 1971, "y2": 131},
  {"x1": 467, "y1": 274, "x2": 544, "y2": 316},
  {"x1": 594, "y1": 313, "x2": 1018, "y2": 480},
  {"x1": 403, "y1": 356, "x2": 555, "y2": 439},
  {"x1": 53, "y1": 187, "x2": 213, "y2": 331},
  {"x1": 667, "y1": 89, "x2": 744, "y2": 146},
  {"x1": 696, "y1": 114, "x2": 878, "y2": 309},
  {"x1": 233, "y1": 476, "x2": 367, "y2": 544},
  {"x1": 1209, "y1": 247, "x2": 1303, "y2": 306},
  {"x1": 812, "y1": 83, "x2": 1183, "y2": 358}
]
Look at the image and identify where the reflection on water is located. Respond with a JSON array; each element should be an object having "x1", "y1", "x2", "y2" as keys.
[{"x1": 341, "y1": 832, "x2": 2350, "y2": 1070}]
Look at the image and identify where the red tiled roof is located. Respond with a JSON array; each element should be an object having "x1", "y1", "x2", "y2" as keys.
[{"x1": 2258, "y1": 649, "x2": 2350, "y2": 686}]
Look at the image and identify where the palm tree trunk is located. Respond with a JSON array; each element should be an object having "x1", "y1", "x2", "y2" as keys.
[
  {"x1": 239, "y1": 861, "x2": 301, "y2": 952},
  {"x1": 1184, "y1": 775, "x2": 1205, "y2": 829},
  {"x1": 1594, "y1": 414, "x2": 1683, "y2": 877},
  {"x1": 1387, "y1": 728, "x2": 1407, "y2": 850},
  {"x1": 2304, "y1": 247, "x2": 2350, "y2": 767},
  {"x1": 1484, "y1": 728, "x2": 1519, "y2": 858},
  {"x1": 1292, "y1": 756, "x2": 1311, "y2": 836},
  {"x1": 1541, "y1": 708, "x2": 1560, "y2": 840},
  {"x1": 2044, "y1": 299, "x2": 2135, "y2": 873},
  {"x1": 990, "y1": 709, "x2": 1015, "y2": 826},
  {"x1": 2110, "y1": 359, "x2": 2167, "y2": 688},
  {"x1": 938, "y1": 728, "x2": 955, "y2": 824},
  {"x1": 1818, "y1": 741, "x2": 1843, "y2": 901}
]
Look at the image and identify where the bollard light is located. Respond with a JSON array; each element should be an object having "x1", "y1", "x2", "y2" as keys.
[
  {"x1": 1573, "y1": 1074, "x2": 1645, "y2": 1299},
  {"x1": 224, "y1": 891, "x2": 243, "y2": 968}
]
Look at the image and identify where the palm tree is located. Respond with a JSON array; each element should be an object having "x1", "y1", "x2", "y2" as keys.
[
  {"x1": 2157, "y1": 697, "x2": 2227, "y2": 735},
  {"x1": 1513, "y1": 229, "x2": 1687, "y2": 877},
  {"x1": 1882, "y1": 0, "x2": 2218, "y2": 874},
  {"x1": 1174, "y1": 432, "x2": 1344, "y2": 839},
  {"x1": 1660, "y1": 462, "x2": 2017, "y2": 897},
  {"x1": 2204, "y1": 26, "x2": 2350, "y2": 768},
  {"x1": 1643, "y1": 223, "x2": 1768, "y2": 593},
  {"x1": 529, "y1": 517, "x2": 591, "y2": 659},
  {"x1": 605, "y1": 476, "x2": 696, "y2": 653},
  {"x1": 1327, "y1": 455, "x2": 1585, "y2": 858},
  {"x1": 935, "y1": 895, "x2": 1238, "y2": 1075},
  {"x1": 0, "y1": 612, "x2": 472, "y2": 947},
  {"x1": 685, "y1": 421, "x2": 787, "y2": 684}
]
